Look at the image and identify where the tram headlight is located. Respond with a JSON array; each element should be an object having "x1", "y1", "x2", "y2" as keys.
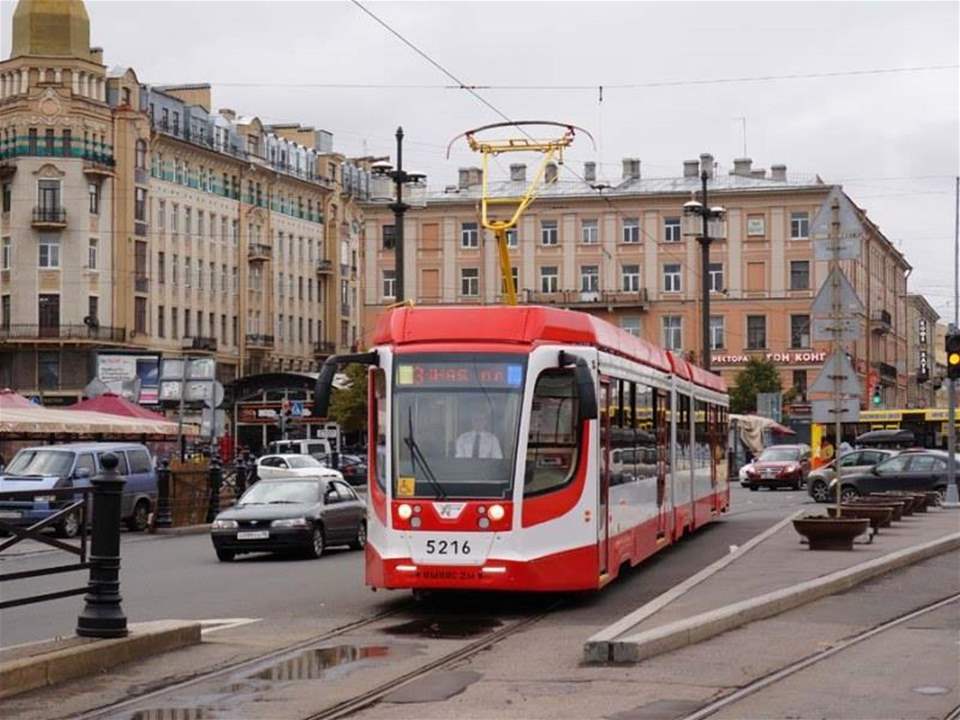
[
  {"x1": 488, "y1": 504, "x2": 505, "y2": 521},
  {"x1": 397, "y1": 503, "x2": 413, "y2": 520}
]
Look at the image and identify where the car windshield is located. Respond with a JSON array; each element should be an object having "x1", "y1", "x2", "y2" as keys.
[
  {"x1": 4, "y1": 450, "x2": 75, "y2": 477},
  {"x1": 286, "y1": 456, "x2": 323, "y2": 469},
  {"x1": 393, "y1": 354, "x2": 526, "y2": 499},
  {"x1": 759, "y1": 447, "x2": 800, "y2": 462},
  {"x1": 239, "y1": 481, "x2": 319, "y2": 505}
]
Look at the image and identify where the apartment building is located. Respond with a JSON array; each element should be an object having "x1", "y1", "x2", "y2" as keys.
[
  {"x1": 363, "y1": 154, "x2": 917, "y2": 409},
  {"x1": 905, "y1": 294, "x2": 941, "y2": 408},
  {"x1": 0, "y1": 0, "x2": 368, "y2": 403}
]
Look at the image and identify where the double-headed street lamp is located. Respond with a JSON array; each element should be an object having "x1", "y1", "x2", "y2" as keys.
[
  {"x1": 372, "y1": 127, "x2": 425, "y2": 303},
  {"x1": 683, "y1": 171, "x2": 726, "y2": 372}
]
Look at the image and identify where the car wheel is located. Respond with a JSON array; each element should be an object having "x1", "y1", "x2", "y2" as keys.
[
  {"x1": 840, "y1": 486, "x2": 860, "y2": 503},
  {"x1": 216, "y1": 548, "x2": 235, "y2": 562},
  {"x1": 749, "y1": 485, "x2": 758, "y2": 492},
  {"x1": 810, "y1": 480, "x2": 830, "y2": 503},
  {"x1": 55, "y1": 510, "x2": 80, "y2": 538},
  {"x1": 349, "y1": 522, "x2": 366, "y2": 551},
  {"x1": 935, "y1": 485, "x2": 948, "y2": 501},
  {"x1": 306, "y1": 525, "x2": 325, "y2": 559},
  {"x1": 127, "y1": 500, "x2": 150, "y2": 532}
]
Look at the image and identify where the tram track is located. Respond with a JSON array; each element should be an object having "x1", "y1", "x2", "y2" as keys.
[
  {"x1": 71, "y1": 603, "x2": 414, "y2": 720},
  {"x1": 302, "y1": 599, "x2": 563, "y2": 720},
  {"x1": 679, "y1": 591, "x2": 960, "y2": 720}
]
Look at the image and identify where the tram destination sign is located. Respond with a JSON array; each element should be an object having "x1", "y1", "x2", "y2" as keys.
[{"x1": 397, "y1": 361, "x2": 524, "y2": 388}]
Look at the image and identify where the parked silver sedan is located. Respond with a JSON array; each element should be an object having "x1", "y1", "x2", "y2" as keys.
[{"x1": 807, "y1": 449, "x2": 897, "y2": 503}]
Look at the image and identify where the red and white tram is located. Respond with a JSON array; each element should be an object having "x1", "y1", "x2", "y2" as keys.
[{"x1": 316, "y1": 305, "x2": 729, "y2": 593}]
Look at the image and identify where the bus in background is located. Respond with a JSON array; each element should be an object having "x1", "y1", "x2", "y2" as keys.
[{"x1": 316, "y1": 305, "x2": 729, "y2": 594}]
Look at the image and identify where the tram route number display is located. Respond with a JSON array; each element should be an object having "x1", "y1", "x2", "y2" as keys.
[{"x1": 397, "y1": 362, "x2": 523, "y2": 388}]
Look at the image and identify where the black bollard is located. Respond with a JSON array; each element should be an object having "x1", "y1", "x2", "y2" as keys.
[
  {"x1": 207, "y1": 452, "x2": 222, "y2": 523},
  {"x1": 235, "y1": 452, "x2": 249, "y2": 496},
  {"x1": 155, "y1": 458, "x2": 173, "y2": 529},
  {"x1": 76, "y1": 452, "x2": 128, "y2": 638},
  {"x1": 247, "y1": 452, "x2": 259, "y2": 487}
]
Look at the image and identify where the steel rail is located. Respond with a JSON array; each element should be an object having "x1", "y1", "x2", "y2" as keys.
[
  {"x1": 71, "y1": 604, "x2": 414, "y2": 720},
  {"x1": 303, "y1": 601, "x2": 562, "y2": 720},
  {"x1": 679, "y1": 591, "x2": 960, "y2": 720}
]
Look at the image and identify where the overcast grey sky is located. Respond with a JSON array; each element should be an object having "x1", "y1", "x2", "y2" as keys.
[{"x1": 2, "y1": 1, "x2": 958, "y2": 315}]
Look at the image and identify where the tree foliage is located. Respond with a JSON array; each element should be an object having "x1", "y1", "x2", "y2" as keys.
[
  {"x1": 328, "y1": 364, "x2": 368, "y2": 433},
  {"x1": 729, "y1": 357, "x2": 783, "y2": 414}
]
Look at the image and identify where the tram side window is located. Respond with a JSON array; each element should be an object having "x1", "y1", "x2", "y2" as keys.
[
  {"x1": 676, "y1": 393, "x2": 691, "y2": 471},
  {"x1": 695, "y1": 400, "x2": 709, "y2": 469},
  {"x1": 634, "y1": 383, "x2": 657, "y2": 480},
  {"x1": 373, "y1": 368, "x2": 387, "y2": 491},
  {"x1": 524, "y1": 370, "x2": 580, "y2": 495}
]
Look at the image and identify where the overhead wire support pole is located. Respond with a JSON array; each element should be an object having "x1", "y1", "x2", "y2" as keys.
[
  {"x1": 830, "y1": 198, "x2": 843, "y2": 509},
  {"x1": 949, "y1": 176, "x2": 959, "y2": 502},
  {"x1": 699, "y1": 172, "x2": 712, "y2": 371}
]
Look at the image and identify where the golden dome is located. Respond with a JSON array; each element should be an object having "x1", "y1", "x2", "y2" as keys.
[{"x1": 11, "y1": 0, "x2": 91, "y2": 59}]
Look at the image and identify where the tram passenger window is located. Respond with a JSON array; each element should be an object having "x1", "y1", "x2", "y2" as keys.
[
  {"x1": 695, "y1": 400, "x2": 709, "y2": 469},
  {"x1": 634, "y1": 384, "x2": 657, "y2": 481},
  {"x1": 524, "y1": 370, "x2": 580, "y2": 495},
  {"x1": 676, "y1": 394, "x2": 691, "y2": 471}
]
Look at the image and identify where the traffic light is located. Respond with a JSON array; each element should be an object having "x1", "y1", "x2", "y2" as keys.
[
  {"x1": 872, "y1": 385, "x2": 882, "y2": 406},
  {"x1": 947, "y1": 331, "x2": 960, "y2": 381}
]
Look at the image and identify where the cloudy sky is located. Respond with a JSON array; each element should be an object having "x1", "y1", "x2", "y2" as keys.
[{"x1": 2, "y1": 1, "x2": 958, "y2": 314}]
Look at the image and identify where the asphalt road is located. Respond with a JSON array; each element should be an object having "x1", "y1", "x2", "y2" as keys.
[{"x1": 0, "y1": 484, "x2": 814, "y2": 648}]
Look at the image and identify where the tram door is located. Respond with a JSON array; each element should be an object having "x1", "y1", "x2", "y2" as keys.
[
  {"x1": 598, "y1": 379, "x2": 611, "y2": 577},
  {"x1": 655, "y1": 389, "x2": 669, "y2": 538}
]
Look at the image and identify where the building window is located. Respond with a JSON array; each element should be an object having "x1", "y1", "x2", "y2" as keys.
[
  {"x1": 501, "y1": 266, "x2": 520, "y2": 295},
  {"x1": 663, "y1": 263, "x2": 681, "y2": 292},
  {"x1": 790, "y1": 314, "x2": 810, "y2": 349},
  {"x1": 793, "y1": 370, "x2": 808, "y2": 402},
  {"x1": 790, "y1": 260, "x2": 810, "y2": 290},
  {"x1": 39, "y1": 235, "x2": 60, "y2": 268},
  {"x1": 505, "y1": 228, "x2": 518, "y2": 247},
  {"x1": 540, "y1": 266, "x2": 559, "y2": 293},
  {"x1": 461, "y1": 222, "x2": 479, "y2": 248},
  {"x1": 622, "y1": 264, "x2": 640, "y2": 292},
  {"x1": 710, "y1": 316, "x2": 724, "y2": 350},
  {"x1": 581, "y1": 219, "x2": 598, "y2": 244},
  {"x1": 747, "y1": 215, "x2": 766, "y2": 237},
  {"x1": 662, "y1": 316, "x2": 682, "y2": 351},
  {"x1": 38, "y1": 351, "x2": 59, "y2": 390},
  {"x1": 664, "y1": 217, "x2": 681, "y2": 242},
  {"x1": 382, "y1": 269, "x2": 396, "y2": 299},
  {"x1": 135, "y1": 297, "x2": 147, "y2": 334},
  {"x1": 708, "y1": 263, "x2": 723, "y2": 292},
  {"x1": 45, "y1": 128, "x2": 55, "y2": 155},
  {"x1": 87, "y1": 182, "x2": 100, "y2": 214},
  {"x1": 157, "y1": 305, "x2": 165, "y2": 338},
  {"x1": 38, "y1": 294, "x2": 59, "y2": 334},
  {"x1": 540, "y1": 220, "x2": 558, "y2": 246},
  {"x1": 1, "y1": 295, "x2": 10, "y2": 330},
  {"x1": 382, "y1": 224, "x2": 395, "y2": 249},
  {"x1": 135, "y1": 139, "x2": 147, "y2": 170},
  {"x1": 184, "y1": 257, "x2": 191, "y2": 288},
  {"x1": 623, "y1": 218, "x2": 640, "y2": 244},
  {"x1": 38, "y1": 179, "x2": 60, "y2": 211},
  {"x1": 747, "y1": 315, "x2": 767, "y2": 349},
  {"x1": 171, "y1": 307, "x2": 178, "y2": 339},
  {"x1": 790, "y1": 211, "x2": 809, "y2": 239},
  {"x1": 87, "y1": 238, "x2": 98, "y2": 269},
  {"x1": 28, "y1": 128, "x2": 38, "y2": 154},
  {"x1": 1, "y1": 183, "x2": 11, "y2": 213},
  {"x1": 88, "y1": 296, "x2": 98, "y2": 323},
  {"x1": 1, "y1": 237, "x2": 10, "y2": 269},
  {"x1": 134, "y1": 188, "x2": 147, "y2": 222},
  {"x1": 184, "y1": 309, "x2": 192, "y2": 338},
  {"x1": 155, "y1": 251, "x2": 165, "y2": 285},
  {"x1": 621, "y1": 317, "x2": 642, "y2": 337},
  {"x1": 461, "y1": 267, "x2": 479, "y2": 297},
  {"x1": 580, "y1": 265, "x2": 599, "y2": 292}
]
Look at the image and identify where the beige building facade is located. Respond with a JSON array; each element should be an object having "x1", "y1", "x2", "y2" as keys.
[
  {"x1": 364, "y1": 154, "x2": 919, "y2": 411},
  {"x1": 0, "y1": 0, "x2": 368, "y2": 403}
]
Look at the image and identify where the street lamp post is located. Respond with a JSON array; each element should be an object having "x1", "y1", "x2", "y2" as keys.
[
  {"x1": 683, "y1": 172, "x2": 726, "y2": 371},
  {"x1": 373, "y1": 127, "x2": 424, "y2": 303}
]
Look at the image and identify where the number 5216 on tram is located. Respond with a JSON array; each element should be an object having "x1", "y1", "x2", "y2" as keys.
[{"x1": 315, "y1": 305, "x2": 729, "y2": 593}]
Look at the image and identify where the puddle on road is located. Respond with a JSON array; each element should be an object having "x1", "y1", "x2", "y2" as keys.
[
  {"x1": 251, "y1": 644, "x2": 406, "y2": 681},
  {"x1": 382, "y1": 616, "x2": 502, "y2": 639}
]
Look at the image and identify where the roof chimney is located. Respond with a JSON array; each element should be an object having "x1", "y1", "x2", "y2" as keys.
[
  {"x1": 770, "y1": 164, "x2": 787, "y2": 182},
  {"x1": 458, "y1": 168, "x2": 470, "y2": 189},
  {"x1": 699, "y1": 153, "x2": 715, "y2": 179},
  {"x1": 545, "y1": 162, "x2": 558, "y2": 184},
  {"x1": 583, "y1": 161, "x2": 596, "y2": 183},
  {"x1": 219, "y1": 108, "x2": 236, "y2": 122},
  {"x1": 510, "y1": 163, "x2": 526, "y2": 182},
  {"x1": 731, "y1": 158, "x2": 753, "y2": 176},
  {"x1": 468, "y1": 167, "x2": 483, "y2": 187},
  {"x1": 622, "y1": 158, "x2": 640, "y2": 181},
  {"x1": 683, "y1": 159, "x2": 700, "y2": 178},
  {"x1": 750, "y1": 168, "x2": 766, "y2": 179}
]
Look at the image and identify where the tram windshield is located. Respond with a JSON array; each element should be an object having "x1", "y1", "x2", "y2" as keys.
[{"x1": 393, "y1": 354, "x2": 526, "y2": 499}]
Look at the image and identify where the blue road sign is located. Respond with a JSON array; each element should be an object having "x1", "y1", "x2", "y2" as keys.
[{"x1": 291, "y1": 401, "x2": 304, "y2": 418}]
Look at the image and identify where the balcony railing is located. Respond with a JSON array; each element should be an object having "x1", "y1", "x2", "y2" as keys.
[
  {"x1": 83, "y1": 157, "x2": 116, "y2": 177},
  {"x1": 32, "y1": 206, "x2": 67, "y2": 228},
  {"x1": 871, "y1": 309, "x2": 892, "y2": 334},
  {"x1": 0, "y1": 324, "x2": 125, "y2": 342},
  {"x1": 314, "y1": 341, "x2": 336, "y2": 356},
  {"x1": 873, "y1": 361, "x2": 898, "y2": 381},
  {"x1": 245, "y1": 333, "x2": 275, "y2": 349},
  {"x1": 316, "y1": 259, "x2": 334, "y2": 274},
  {"x1": 182, "y1": 336, "x2": 218, "y2": 352},
  {"x1": 522, "y1": 288, "x2": 650, "y2": 308},
  {"x1": 248, "y1": 243, "x2": 273, "y2": 261}
]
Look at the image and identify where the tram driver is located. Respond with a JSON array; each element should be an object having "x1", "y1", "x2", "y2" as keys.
[{"x1": 455, "y1": 406, "x2": 503, "y2": 459}]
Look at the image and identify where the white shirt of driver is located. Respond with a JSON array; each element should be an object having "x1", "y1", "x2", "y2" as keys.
[{"x1": 455, "y1": 430, "x2": 503, "y2": 459}]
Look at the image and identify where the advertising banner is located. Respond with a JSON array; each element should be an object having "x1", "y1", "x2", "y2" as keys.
[{"x1": 96, "y1": 353, "x2": 161, "y2": 404}]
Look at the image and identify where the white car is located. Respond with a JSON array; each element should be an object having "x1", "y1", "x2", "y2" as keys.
[
  {"x1": 739, "y1": 462, "x2": 755, "y2": 486},
  {"x1": 256, "y1": 454, "x2": 342, "y2": 481}
]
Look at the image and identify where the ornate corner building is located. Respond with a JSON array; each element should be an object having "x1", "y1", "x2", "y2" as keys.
[{"x1": 0, "y1": 0, "x2": 369, "y2": 402}]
